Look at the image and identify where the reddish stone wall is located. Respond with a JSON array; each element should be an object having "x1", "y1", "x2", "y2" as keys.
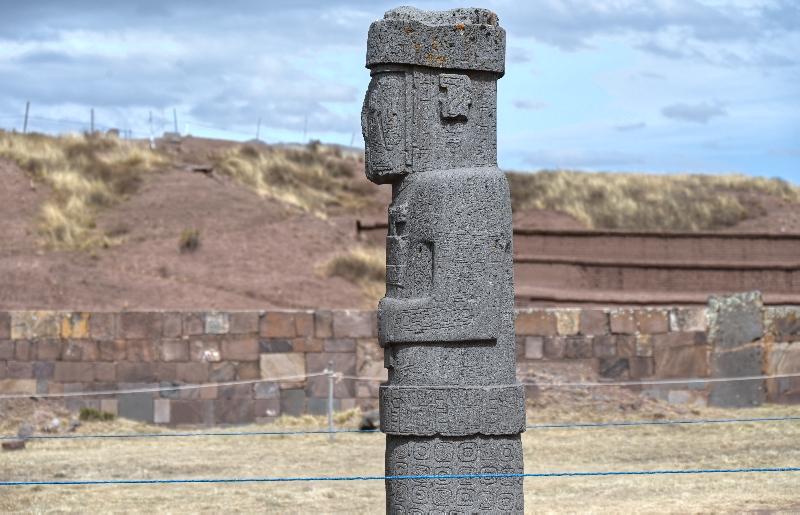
[{"x1": 0, "y1": 304, "x2": 797, "y2": 425}]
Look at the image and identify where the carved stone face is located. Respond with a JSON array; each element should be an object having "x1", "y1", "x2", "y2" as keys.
[{"x1": 361, "y1": 71, "x2": 408, "y2": 184}]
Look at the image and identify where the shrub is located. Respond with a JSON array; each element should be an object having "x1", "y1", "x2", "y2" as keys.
[
  {"x1": 179, "y1": 228, "x2": 200, "y2": 253},
  {"x1": 78, "y1": 407, "x2": 115, "y2": 422}
]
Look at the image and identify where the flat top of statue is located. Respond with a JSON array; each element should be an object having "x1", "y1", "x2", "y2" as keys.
[
  {"x1": 366, "y1": 6, "x2": 505, "y2": 75},
  {"x1": 383, "y1": 6, "x2": 499, "y2": 26}
]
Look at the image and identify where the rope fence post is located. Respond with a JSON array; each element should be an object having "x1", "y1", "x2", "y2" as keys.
[{"x1": 326, "y1": 360, "x2": 335, "y2": 442}]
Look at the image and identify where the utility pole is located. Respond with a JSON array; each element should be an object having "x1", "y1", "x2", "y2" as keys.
[
  {"x1": 256, "y1": 117, "x2": 262, "y2": 141},
  {"x1": 90, "y1": 108, "x2": 95, "y2": 134},
  {"x1": 23, "y1": 101, "x2": 30, "y2": 134},
  {"x1": 303, "y1": 114, "x2": 308, "y2": 142},
  {"x1": 173, "y1": 109, "x2": 178, "y2": 134},
  {"x1": 148, "y1": 110, "x2": 155, "y2": 150}
]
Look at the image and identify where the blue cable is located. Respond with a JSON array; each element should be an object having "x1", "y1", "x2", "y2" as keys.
[
  {"x1": 3, "y1": 415, "x2": 798, "y2": 441},
  {"x1": 2, "y1": 467, "x2": 799, "y2": 486},
  {"x1": 526, "y1": 415, "x2": 800, "y2": 429}
]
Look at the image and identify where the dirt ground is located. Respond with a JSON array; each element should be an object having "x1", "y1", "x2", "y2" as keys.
[{"x1": 2, "y1": 397, "x2": 800, "y2": 514}]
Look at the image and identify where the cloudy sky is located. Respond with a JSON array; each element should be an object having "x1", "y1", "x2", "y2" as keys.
[{"x1": 0, "y1": 1, "x2": 797, "y2": 180}]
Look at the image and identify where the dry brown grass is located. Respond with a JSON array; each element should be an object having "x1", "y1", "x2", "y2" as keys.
[
  {"x1": 0, "y1": 132, "x2": 166, "y2": 249},
  {"x1": 322, "y1": 246, "x2": 385, "y2": 304},
  {"x1": 2, "y1": 402, "x2": 800, "y2": 513},
  {"x1": 508, "y1": 169, "x2": 800, "y2": 231},
  {"x1": 213, "y1": 141, "x2": 373, "y2": 216}
]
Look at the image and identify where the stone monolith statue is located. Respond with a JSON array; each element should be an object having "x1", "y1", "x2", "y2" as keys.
[{"x1": 362, "y1": 6, "x2": 525, "y2": 513}]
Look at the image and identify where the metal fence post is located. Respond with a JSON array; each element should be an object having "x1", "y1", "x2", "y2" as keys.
[{"x1": 326, "y1": 360, "x2": 335, "y2": 442}]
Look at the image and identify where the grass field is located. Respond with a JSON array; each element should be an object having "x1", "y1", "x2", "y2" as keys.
[{"x1": 2, "y1": 403, "x2": 800, "y2": 514}]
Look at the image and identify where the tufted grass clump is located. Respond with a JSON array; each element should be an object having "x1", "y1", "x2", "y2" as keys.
[
  {"x1": 0, "y1": 131, "x2": 167, "y2": 249},
  {"x1": 213, "y1": 141, "x2": 372, "y2": 215},
  {"x1": 507, "y1": 169, "x2": 800, "y2": 231},
  {"x1": 322, "y1": 246, "x2": 385, "y2": 304}
]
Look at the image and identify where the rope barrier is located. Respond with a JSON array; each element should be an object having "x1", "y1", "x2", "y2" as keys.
[
  {"x1": 3, "y1": 467, "x2": 799, "y2": 487},
  {"x1": 0, "y1": 373, "x2": 327, "y2": 400},
  {"x1": 3, "y1": 415, "x2": 798, "y2": 441},
  {"x1": 340, "y1": 372, "x2": 800, "y2": 388}
]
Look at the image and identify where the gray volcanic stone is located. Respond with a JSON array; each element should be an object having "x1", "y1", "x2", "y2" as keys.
[
  {"x1": 707, "y1": 291, "x2": 763, "y2": 349},
  {"x1": 363, "y1": 6, "x2": 523, "y2": 514}
]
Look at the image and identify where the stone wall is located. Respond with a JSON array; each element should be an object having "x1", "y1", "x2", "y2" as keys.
[{"x1": 1, "y1": 299, "x2": 798, "y2": 425}]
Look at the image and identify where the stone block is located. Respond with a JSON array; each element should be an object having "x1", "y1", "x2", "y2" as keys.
[
  {"x1": 591, "y1": 335, "x2": 616, "y2": 358},
  {"x1": 54, "y1": 362, "x2": 93, "y2": 382},
  {"x1": 291, "y1": 337, "x2": 323, "y2": 353},
  {"x1": 218, "y1": 383, "x2": 253, "y2": 399},
  {"x1": 667, "y1": 390, "x2": 708, "y2": 406},
  {"x1": 524, "y1": 337, "x2": 544, "y2": 360},
  {"x1": 98, "y1": 340, "x2": 127, "y2": 361},
  {"x1": 11, "y1": 311, "x2": 61, "y2": 340},
  {"x1": 0, "y1": 340, "x2": 13, "y2": 360},
  {"x1": 314, "y1": 310, "x2": 334, "y2": 338},
  {"x1": 254, "y1": 382, "x2": 280, "y2": 399},
  {"x1": 356, "y1": 338, "x2": 385, "y2": 383},
  {"x1": 634, "y1": 335, "x2": 653, "y2": 357},
  {"x1": 170, "y1": 400, "x2": 214, "y2": 425},
  {"x1": 220, "y1": 336, "x2": 259, "y2": 361},
  {"x1": 564, "y1": 336, "x2": 593, "y2": 359},
  {"x1": 89, "y1": 312, "x2": 117, "y2": 341},
  {"x1": 652, "y1": 332, "x2": 706, "y2": 349},
  {"x1": 332, "y1": 310, "x2": 374, "y2": 338},
  {"x1": 159, "y1": 340, "x2": 189, "y2": 362},
  {"x1": 0, "y1": 379, "x2": 36, "y2": 394},
  {"x1": 6, "y1": 361, "x2": 32, "y2": 379},
  {"x1": 709, "y1": 346, "x2": 765, "y2": 407},
  {"x1": 294, "y1": 311, "x2": 314, "y2": 337},
  {"x1": 126, "y1": 340, "x2": 156, "y2": 362},
  {"x1": 176, "y1": 362, "x2": 209, "y2": 383},
  {"x1": 306, "y1": 352, "x2": 356, "y2": 398},
  {"x1": 100, "y1": 399, "x2": 118, "y2": 416},
  {"x1": 190, "y1": 339, "x2": 221, "y2": 362},
  {"x1": 515, "y1": 310, "x2": 557, "y2": 336},
  {"x1": 119, "y1": 312, "x2": 163, "y2": 340},
  {"x1": 33, "y1": 361, "x2": 54, "y2": 379},
  {"x1": 324, "y1": 338, "x2": 356, "y2": 353},
  {"x1": 94, "y1": 362, "x2": 116, "y2": 382},
  {"x1": 579, "y1": 309, "x2": 608, "y2": 336},
  {"x1": 236, "y1": 361, "x2": 260, "y2": 380},
  {"x1": 280, "y1": 388, "x2": 306, "y2": 417},
  {"x1": 629, "y1": 357, "x2": 655, "y2": 379},
  {"x1": 182, "y1": 313, "x2": 205, "y2": 336},
  {"x1": 554, "y1": 309, "x2": 580, "y2": 336},
  {"x1": 609, "y1": 310, "x2": 636, "y2": 334},
  {"x1": 654, "y1": 345, "x2": 709, "y2": 379},
  {"x1": 64, "y1": 340, "x2": 98, "y2": 362},
  {"x1": 599, "y1": 357, "x2": 629, "y2": 379},
  {"x1": 154, "y1": 399, "x2": 171, "y2": 424},
  {"x1": 229, "y1": 312, "x2": 260, "y2": 334},
  {"x1": 118, "y1": 391, "x2": 154, "y2": 423},
  {"x1": 669, "y1": 308, "x2": 708, "y2": 333},
  {"x1": 209, "y1": 362, "x2": 236, "y2": 382},
  {"x1": 259, "y1": 339, "x2": 293, "y2": 353},
  {"x1": 765, "y1": 342, "x2": 800, "y2": 402},
  {"x1": 543, "y1": 337, "x2": 566, "y2": 359},
  {"x1": 117, "y1": 362, "x2": 157, "y2": 383},
  {"x1": 60, "y1": 312, "x2": 90, "y2": 339},
  {"x1": 35, "y1": 340, "x2": 62, "y2": 360},
  {"x1": 15, "y1": 340, "x2": 32, "y2": 361},
  {"x1": 162, "y1": 313, "x2": 183, "y2": 338},
  {"x1": 260, "y1": 312, "x2": 296, "y2": 338},
  {"x1": 635, "y1": 310, "x2": 669, "y2": 334},
  {"x1": 205, "y1": 312, "x2": 230, "y2": 335},
  {"x1": 764, "y1": 307, "x2": 800, "y2": 342},
  {"x1": 708, "y1": 291, "x2": 763, "y2": 349},
  {"x1": 260, "y1": 353, "x2": 306, "y2": 381},
  {"x1": 308, "y1": 397, "x2": 341, "y2": 416},
  {"x1": 0, "y1": 312, "x2": 9, "y2": 339}
]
